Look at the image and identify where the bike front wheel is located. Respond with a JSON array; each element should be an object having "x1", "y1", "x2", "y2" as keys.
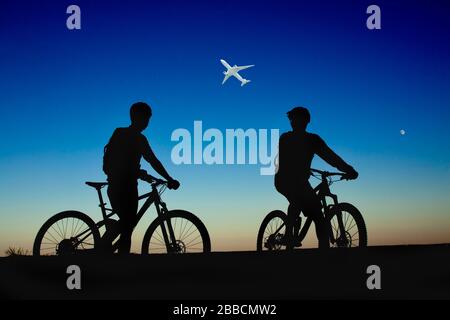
[
  {"x1": 141, "y1": 210, "x2": 211, "y2": 254},
  {"x1": 256, "y1": 210, "x2": 287, "y2": 251},
  {"x1": 33, "y1": 210, "x2": 101, "y2": 256},
  {"x1": 328, "y1": 203, "x2": 367, "y2": 248}
]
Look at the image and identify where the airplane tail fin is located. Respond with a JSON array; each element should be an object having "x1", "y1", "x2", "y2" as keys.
[{"x1": 241, "y1": 79, "x2": 251, "y2": 87}]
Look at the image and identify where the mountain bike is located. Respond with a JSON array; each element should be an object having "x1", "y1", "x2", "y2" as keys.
[
  {"x1": 257, "y1": 168, "x2": 367, "y2": 250},
  {"x1": 33, "y1": 171, "x2": 211, "y2": 255}
]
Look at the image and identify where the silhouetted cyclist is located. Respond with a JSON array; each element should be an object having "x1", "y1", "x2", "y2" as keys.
[
  {"x1": 275, "y1": 106, "x2": 358, "y2": 250},
  {"x1": 103, "y1": 102, "x2": 180, "y2": 254}
]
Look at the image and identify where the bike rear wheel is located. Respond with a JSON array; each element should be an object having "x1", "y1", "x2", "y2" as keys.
[
  {"x1": 328, "y1": 203, "x2": 367, "y2": 248},
  {"x1": 256, "y1": 210, "x2": 287, "y2": 251},
  {"x1": 33, "y1": 211, "x2": 100, "y2": 256},
  {"x1": 141, "y1": 210, "x2": 211, "y2": 254}
]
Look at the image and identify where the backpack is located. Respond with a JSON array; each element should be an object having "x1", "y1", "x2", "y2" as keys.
[
  {"x1": 102, "y1": 128, "x2": 141, "y2": 178},
  {"x1": 103, "y1": 143, "x2": 112, "y2": 176}
]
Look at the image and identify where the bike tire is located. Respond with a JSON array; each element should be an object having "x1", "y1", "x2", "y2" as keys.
[
  {"x1": 256, "y1": 210, "x2": 287, "y2": 251},
  {"x1": 141, "y1": 209, "x2": 211, "y2": 254},
  {"x1": 33, "y1": 210, "x2": 101, "y2": 256},
  {"x1": 327, "y1": 203, "x2": 367, "y2": 248}
]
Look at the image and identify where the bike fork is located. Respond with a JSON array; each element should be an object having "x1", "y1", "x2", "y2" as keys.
[
  {"x1": 164, "y1": 219, "x2": 178, "y2": 253},
  {"x1": 157, "y1": 203, "x2": 179, "y2": 253},
  {"x1": 333, "y1": 209, "x2": 348, "y2": 246}
]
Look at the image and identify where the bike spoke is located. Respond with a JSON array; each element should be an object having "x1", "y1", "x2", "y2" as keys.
[
  {"x1": 77, "y1": 226, "x2": 92, "y2": 237},
  {"x1": 70, "y1": 217, "x2": 75, "y2": 238},
  {"x1": 266, "y1": 221, "x2": 274, "y2": 236},
  {"x1": 42, "y1": 237, "x2": 59, "y2": 245},
  {"x1": 149, "y1": 243, "x2": 167, "y2": 249},
  {"x1": 265, "y1": 217, "x2": 283, "y2": 238},
  {"x1": 154, "y1": 228, "x2": 166, "y2": 244},
  {"x1": 273, "y1": 219, "x2": 279, "y2": 233},
  {"x1": 185, "y1": 240, "x2": 203, "y2": 249},
  {"x1": 66, "y1": 218, "x2": 71, "y2": 238},
  {"x1": 50, "y1": 224, "x2": 64, "y2": 240},
  {"x1": 173, "y1": 217, "x2": 178, "y2": 235},
  {"x1": 268, "y1": 219, "x2": 277, "y2": 235},
  {"x1": 179, "y1": 218, "x2": 189, "y2": 241},
  {"x1": 184, "y1": 234, "x2": 201, "y2": 247},
  {"x1": 149, "y1": 243, "x2": 166, "y2": 250},
  {"x1": 344, "y1": 212, "x2": 350, "y2": 230},
  {"x1": 331, "y1": 218, "x2": 340, "y2": 236},
  {"x1": 267, "y1": 221, "x2": 272, "y2": 235},
  {"x1": 55, "y1": 221, "x2": 64, "y2": 239},
  {"x1": 73, "y1": 220, "x2": 85, "y2": 238},
  {"x1": 75, "y1": 223, "x2": 88, "y2": 237},
  {"x1": 175, "y1": 218, "x2": 183, "y2": 240},
  {"x1": 347, "y1": 221, "x2": 357, "y2": 232},
  {"x1": 180, "y1": 221, "x2": 194, "y2": 240},
  {"x1": 185, "y1": 246, "x2": 203, "y2": 252},
  {"x1": 183, "y1": 228, "x2": 199, "y2": 243},
  {"x1": 40, "y1": 247, "x2": 57, "y2": 251},
  {"x1": 59, "y1": 220, "x2": 67, "y2": 239},
  {"x1": 331, "y1": 218, "x2": 338, "y2": 235},
  {"x1": 44, "y1": 231, "x2": 60, "y2": 244},
  {"x1": 73, "y1": 218, "x2": 81, "y2": 237},
  {"x1": 153, "y1": 234, "x2": 165, "y2": 246},
  {"x1": 64, "y1": 218, "x2": 69, "y2": 239}
]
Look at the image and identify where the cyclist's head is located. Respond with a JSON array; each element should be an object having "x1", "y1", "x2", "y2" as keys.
[
  {"x1": 130, "y1": 102, "x2": 152, "y2": 131},
  {"x1": 287, "y1": 106, "x2": 310, "y2": 131}
]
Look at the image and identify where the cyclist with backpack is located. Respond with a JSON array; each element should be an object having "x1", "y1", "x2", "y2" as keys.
[
  {"x1": 275, "y1": 106, "x2": 358, "y2": 250},
  {"x1": 103, "y1": 102, "x2": 180, "y2": 254}
]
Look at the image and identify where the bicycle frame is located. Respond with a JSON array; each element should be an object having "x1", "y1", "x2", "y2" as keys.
[
  {"x1": 75, "y1": 182, "x2": 179, "y2": 252},
  {"x1": 295, "y1": 175, "x2": 342, "y2": 245},
  {"x1": 267, "y1": 172, "x2": 346, "y2": 247}
]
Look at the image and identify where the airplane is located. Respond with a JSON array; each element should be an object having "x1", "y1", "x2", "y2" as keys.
[{"x1": 220, "y1": 59, "x2": 254, "y2": 86}]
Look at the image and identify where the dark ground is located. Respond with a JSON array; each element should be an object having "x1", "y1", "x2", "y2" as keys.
[{"x1": 1, "y1": 244, "x2": 449, "y2": 300}]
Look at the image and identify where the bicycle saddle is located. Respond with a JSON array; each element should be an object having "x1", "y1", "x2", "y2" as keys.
[{"x1": 85, "y1": 181, "x2": 108, "y2": 189}]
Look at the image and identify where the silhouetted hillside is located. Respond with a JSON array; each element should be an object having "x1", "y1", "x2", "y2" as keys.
[{"x1": 1, "y1": 244, "x2": 449, "y2": 299}]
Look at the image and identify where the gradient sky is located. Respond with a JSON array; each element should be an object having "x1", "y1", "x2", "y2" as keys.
[{"x1": 1, "y1": 0, "x2": 449, "y2": 255}]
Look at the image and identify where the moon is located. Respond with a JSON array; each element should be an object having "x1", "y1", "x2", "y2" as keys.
[{"x1": 400, "y1": 129, "x2": 406, "y2": 136}]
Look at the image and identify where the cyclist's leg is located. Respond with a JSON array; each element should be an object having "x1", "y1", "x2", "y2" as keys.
[
  {"x1": 275, "y1": 185, "x2": 297, "y2": 250},
  {"x1": 107, "y1": 181, "x2": 138, "y2": 254},
  {"x1": 285, "y1": 203, "x2": 300, "y2": 250},
  {"x1": 275, "y1": 182, "x2": 302, "y2": 250},
  {"x1": 301, "y1": 185, "x2": 329, "y2": 249}
]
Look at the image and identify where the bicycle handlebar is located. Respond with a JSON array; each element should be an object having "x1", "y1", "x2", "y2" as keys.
[
  {"x1": 139, "y1": 170, "x2": 167, "y2": 186},
  {"x1": 310, "y1": 168, "x2": 356, "y2": 181},
  {"x1": 310, "y1": 168, "x2": 344, "y2": 177}
]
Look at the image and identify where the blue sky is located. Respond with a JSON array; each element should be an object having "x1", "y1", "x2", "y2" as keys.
[{"x1": 0, "y1": 0, "x2": 449, "y2": 254}]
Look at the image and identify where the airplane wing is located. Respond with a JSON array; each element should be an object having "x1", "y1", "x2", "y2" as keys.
[
  {"x1": 222, "y1": 73, "x2": 231, "y2": 84},
  {"x1": 236, "y1": 65, "x2": 255, "y2": 71},
  {"x1": 233, "y1": 72, "x2": 246, "y2": 82},
  {"x1": 220, "y1": 59, "x2": 232, "y2": 70}
]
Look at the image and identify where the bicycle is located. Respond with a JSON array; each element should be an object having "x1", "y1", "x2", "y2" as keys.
[
  {"x1": 257, "y1": 168, "x2": 367, "y2": 250},
  {"x1": 33, "y1": 171, "x2": 211, "y2": 256}
]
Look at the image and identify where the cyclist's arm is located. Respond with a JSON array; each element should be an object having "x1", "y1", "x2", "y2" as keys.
[
  {"x1": 315, "y1": 135, "x2": 356, "y2": 174},
  {"x1": 141, "y1": 139, "x2": 174, "y2": 181}
]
